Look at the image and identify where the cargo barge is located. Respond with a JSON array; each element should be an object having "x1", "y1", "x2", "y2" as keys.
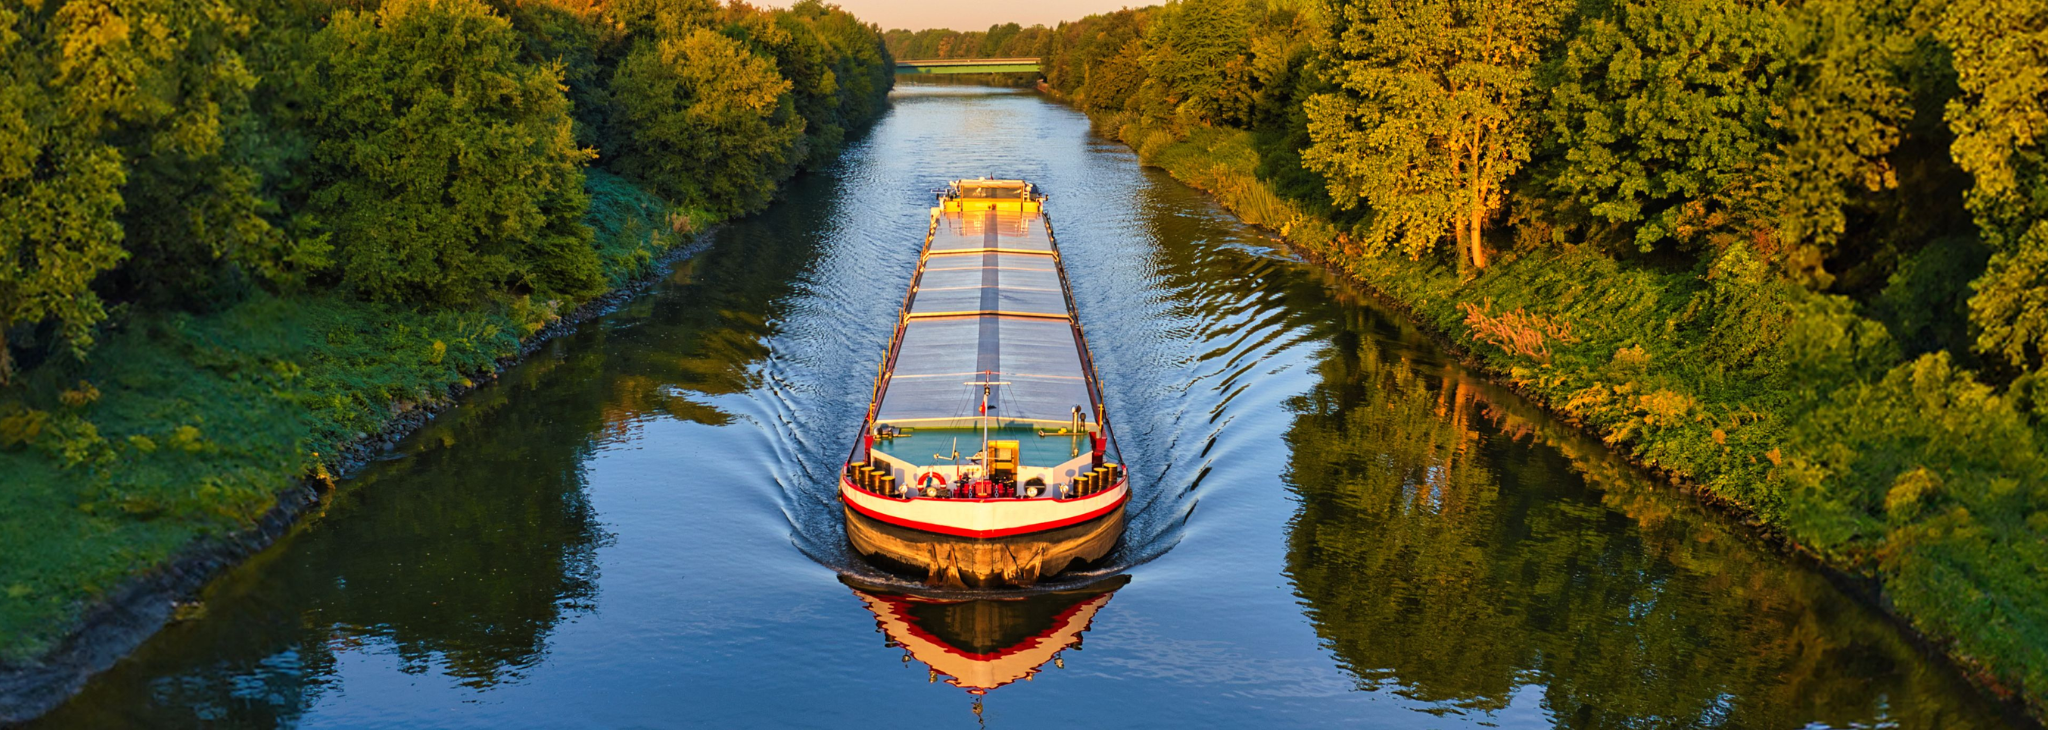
[{"x1": 841, "y1": 179, "x2": 1127, "y2": 588}]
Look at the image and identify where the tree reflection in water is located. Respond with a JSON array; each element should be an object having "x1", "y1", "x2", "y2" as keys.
[
  {"x1": 34, "y1": 190, "x2": 840, "y2": 729},
  {"x1": 39, "y1": 361, "x2": 612, "y2": 727},
  {"x1": 1282, "y1": 317, "x2": 2009, "y2": 728}
]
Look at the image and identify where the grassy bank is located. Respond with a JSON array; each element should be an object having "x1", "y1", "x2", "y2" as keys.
[
  {"x1": 0, "y1": 170, "x2": 705, "y2": 664},
  {"x1": 1092, "y1": 111, "x2": 2048, "y2": 714},
  {"x1": 1, "y1": 0, "x2": 890, "y2": 713}
]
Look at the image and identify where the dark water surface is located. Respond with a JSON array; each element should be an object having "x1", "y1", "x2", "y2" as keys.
[{"x1": 36, "y1": 86, "x2": 2020, "y2": 729}]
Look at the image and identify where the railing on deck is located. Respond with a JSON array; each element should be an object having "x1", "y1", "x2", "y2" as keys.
[{"x1": 850, "y1": 211, "x2": 941, "y2": 466}]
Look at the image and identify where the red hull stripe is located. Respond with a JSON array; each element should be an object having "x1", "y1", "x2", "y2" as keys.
[{"x1": 842, "y1": 480, "x2": 1128, "y2": 538}]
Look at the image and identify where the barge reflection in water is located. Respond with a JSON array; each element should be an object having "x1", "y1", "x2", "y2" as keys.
[{"x1": 844, "y1": 575, "x2": 1129, "y2": 716}]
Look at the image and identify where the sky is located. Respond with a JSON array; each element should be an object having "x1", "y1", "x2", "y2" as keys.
[{"x1": 757, "y1": 0, "x2": 1132, "y2": 32}]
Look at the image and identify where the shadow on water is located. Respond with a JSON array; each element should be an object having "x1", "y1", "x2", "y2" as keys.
[{"x1": 27, "y1": 85, "x2": 2027, "y2": 728}]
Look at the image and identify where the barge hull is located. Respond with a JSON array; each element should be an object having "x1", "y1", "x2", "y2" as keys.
[{"x1": 844, "y1": 503, "x2": 1124, "y2": 589}]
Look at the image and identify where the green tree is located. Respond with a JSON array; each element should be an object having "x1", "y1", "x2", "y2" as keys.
[
  {"x1": 308, "y1": 0, "x2": 601, "y2": 306},
  {"x1": 1144, "y1": 0, "x2": 1255, "y2": 126},
  {"x1": 488, "y1": 0, "x2": 623, "y2": 153},
  {"x1": 610, "y1": 26, "x2": 804, "y2": 216},
  {"x1": 1083, "y1": 39, "x2": 1150, "y2": 114},
  {"x1": 1540, "y1": 0, "x2": 1914, "y2": 285},
  {"x1": 881, "y1": 22, "x2": 1056, "y2": 62},
  {"x1": 1303, "y1": 0, "x2": 1571, "y2": 272},
  {"x1": 609, "y1": 0, "x2": 718, "y2": 47},
  {"x1": 1943, "y1": 0, "x2": 2048, "y2": 379},
  {"x1": 727, "y1": 5, "x2": 844, "y2": 165},
  {"x1": 95, "y1": 0, "x2": 282, "y2": 309},
  {"x1": 0, "y1": 0, "x2": 175, "y2": 382},
  {"x1": 3, "y1": 0, "x2": 330, "y2": 318},
  {"x1": 794, "y1": 0, "x2": 892, "y2": 135},
  {"x1": 1042, "y1": 9, "x2": 1153, "y2": 112}
]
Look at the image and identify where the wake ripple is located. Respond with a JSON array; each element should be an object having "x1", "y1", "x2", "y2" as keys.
[{"x1": 721, "y1": 86, "x2": 1330, "y2": 594}]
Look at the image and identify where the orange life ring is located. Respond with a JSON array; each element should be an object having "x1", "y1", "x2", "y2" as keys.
[{"x1": 916, "y1": 471, "x2": 946, "y2": 497}]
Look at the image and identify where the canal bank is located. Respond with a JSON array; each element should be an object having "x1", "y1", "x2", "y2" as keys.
[
  {"x1": 0, "y1": 171, "x2": 715, "y2": 724},
  {"x1": 19, "y1": 86, "x2": 2030, "y2": 728},
  {"x1": 1058, "y1": 99, "x2": 2047, "y2": 721}
]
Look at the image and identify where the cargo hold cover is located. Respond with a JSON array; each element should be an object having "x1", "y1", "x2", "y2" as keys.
[{"x1": 874, "y1": 209, "x2": 1093, "y2": 428}]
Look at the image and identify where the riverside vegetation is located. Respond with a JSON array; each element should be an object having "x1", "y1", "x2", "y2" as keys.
[
  {"x1": 0, "y1": 0, "x2": 891, "y2": 672},
  {"x1": 897, "y1": 0, "x2": 2048, "y2": 716}
]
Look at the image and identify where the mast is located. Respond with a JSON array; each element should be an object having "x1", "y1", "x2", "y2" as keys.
[{"x1": 980, "y1": 375, "x2": 991, "y2": 481}]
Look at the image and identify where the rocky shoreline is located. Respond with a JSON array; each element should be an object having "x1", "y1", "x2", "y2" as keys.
[{"x1": 0, "y1": 230, "x2": 717, "y2": 725}]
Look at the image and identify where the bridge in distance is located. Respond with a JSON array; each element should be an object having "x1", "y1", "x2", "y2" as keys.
[{"x1": 894, "y1": 57, "x2": 1042, "y2": 75}]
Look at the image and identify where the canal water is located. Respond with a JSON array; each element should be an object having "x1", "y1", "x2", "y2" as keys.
[{"x1": 34, "y1": 86, "x2": 2021, "y2": 728}]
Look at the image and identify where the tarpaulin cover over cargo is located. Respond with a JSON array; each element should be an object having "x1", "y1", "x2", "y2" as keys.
[
  {"x1": 840, "y1": 179, "x2": 1129, "y2": 587},
  {"x1": 874, "y1": 190, "x2": 1094, "y2": 430}
]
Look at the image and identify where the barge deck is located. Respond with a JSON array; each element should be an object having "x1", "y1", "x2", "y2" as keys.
[{"x1": 841, "y1": 179, "x2": 1128, "y2": 587}]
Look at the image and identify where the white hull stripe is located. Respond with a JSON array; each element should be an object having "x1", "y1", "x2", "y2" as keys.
[{"x1": 841, "y1": 480, "x2": 1129, "y2": 538}]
